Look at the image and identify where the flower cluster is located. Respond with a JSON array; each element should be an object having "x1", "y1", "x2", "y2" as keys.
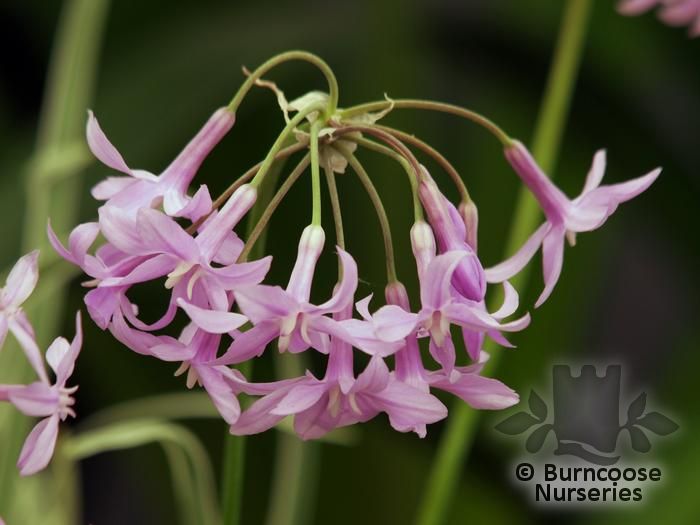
[
  {"x1": 618, "y1": 0, "x2": 700, "y2": 36},
  {"x1": 0, "y1": 252, "x2": 82, "y2": 476},
  {"x1": 43, "y1": 93, "x2": 659, "y2": 444}
]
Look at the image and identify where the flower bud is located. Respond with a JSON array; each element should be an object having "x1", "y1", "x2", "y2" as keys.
[
  {"x1": 459, "y1": 200, "x2": 479, "y2": 251},
  {"x1": 287, "y1": 225, "x2": 326, "y2": 302}
]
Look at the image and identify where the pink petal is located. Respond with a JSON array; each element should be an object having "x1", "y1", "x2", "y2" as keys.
[
  {"x1": 215, "y1": 321, "x2": 279, "y2": 365},
  {"x1": 271, "y1": 383, "x2": 327, "y2": 416},
  {"x1": 535, "y1": 227, "x2": 566, "y2": 308},
  {"x1": 229, "y1": 389, "x2": 289, "y2": 435},
  {"x1": 177, "y1": 299, "x2": 247, "y2": 334},
  {"x1": 173, "y1": 185, "x2": 212, "y2": 221},
  {"x1": 17, "y1": 414, "x2": 60, "y2": 476},
  {"x1": 485, "y1": 223, "x2": 550, "y2": 283},
  {"x1": 109, "y1": 310, "x2": 161, "y2": 356},
  {"x1": 99, "y1": 254, "x2": 176, "y2": 288},
  {"x1": 491, "y1": 281, "x2": 520, "y2": 320},
  {"x1": 1, "y1": 251, "x2": 39, "y2": 309},
  {"x1": 136, "y1": 208, "x2": 199, "y2": 261},
  {"x1": 582, "y1": 149, "x2": 607, "y2": 195},
  {"x1": 86, "y1": 111, "x2": 132, "y2": 175},
  {"x1": 353, "y1": 356, "x2": 391, "y2": 394},
  {"x1": 617, "y1": 0, "x2": 659, "y2": 15},
  {"x1": 314, "y1": 248, "x2": 358, "y2": 314},
  {"x1": 431, "y1": 372, "x2": 519, "y2": 410},
  {"x1": 91, "y1": 176, "x2": 137, "y2": 200},
  {"x1": 8, "y1": 383, "x2": 57, "y2": 417},
  {"x1": 8, "y1": 316, "x2": 49, "y2": 384},
  {"x1": 47, "y1": 312, "x2": 82, "y2": 385},
  {"x1": 372, "y1": 305, "x2": 419, "y2": 342},
  {"x1": 234, "y1": 285, "x2": 298, "y2": 324},
  {"x1": 196, "y1": 365, "x2": 241, "y2": 425},
  {"x1": 206, "y1": 257, "x2": 272, "y2": 289},
  {"x1": 375, "y1": 380, "x2": 447, "y2": 436},
  {"x1": 149, "y1": 337, "x2": 196, "y2": 362},
  {"x1": 339, "y1": 319, "x2": 402, "y2": 357},
  {"x1": 98, "y1": 206, "x2": 149, "y2": 254},
  {"x1": 421, "y1": 251, "x2": 468, "y2": 309}
]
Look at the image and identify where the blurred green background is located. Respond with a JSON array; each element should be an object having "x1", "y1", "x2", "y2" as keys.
[{"x1": 0, "y1": 0, "x2": 698, "y2": 524}]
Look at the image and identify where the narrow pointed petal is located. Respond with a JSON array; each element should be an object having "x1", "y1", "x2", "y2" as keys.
[
  {"x1": 420, "y1": 251, "x2": 468, "y2": 309},
  {"x1": 314, "y1": 249, "x2": 358, "y2": 314},
  {"x1": 8, "y1": 317, "x2": 48, "y2": 384},
  {"x1": 48, "y1": 313, "x2": 82, "y2": 385},
  {"x1": 535, "y1": 227, "x2": 566, "y2": 307},
  {"x1": 582, "y1": 149, "x2": 607, "y2": 194},
  {"x1": 1, "y1": 251, "x2": 39, "y2": 309},
  {"x1": 136, "y1": 208, "x2": 199, "y2": 261},
  {"x1": 177, "y1": 299, "x2": 247, "y2": 334},
  {"x1": 17, "y1": 414, "x2": 60, "y2": 476},
  {"x1": 206, "y1": 256, "x2": 272, "y2": 288},
  {"x1": 91, "y1": 176, "x2": 137, "y2": 200},
  {"x1": 229, "y1": 389, "x2": 288, "y2": 435},
  {"x1": 215, "y1": 321, "x2": 279, "y2": 365},
  {"x1": 172, "y1": 185, "x2": 212, "y2": 221},
  {"x1": 491, "y1": 281, "x2": 520, "y2": 320},
  {"x1": 431, "y1": 372, "x2": 519, "y2": 409},
  {"x1": 86, "y1": 111, "x2": 132, "y2": 175},
  {"x1": 485, "y1": 223, "x2": 549, "y2": 283},
  {"x1": 234, "y1": 285, "x2": 298, "y2": 324},
  {"x1": 271, "y1": 383, "x2": 327, "y2": 416},
  {"x1": 196, "y1": 365, "x2": 241, "y2": 425}
]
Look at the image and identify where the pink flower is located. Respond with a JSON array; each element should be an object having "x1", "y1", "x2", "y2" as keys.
[
  {"x1": 216, "y1": 226, "x2": 360, "y2": 363},
  {"x1": 88, "y1": 107, "x2": 235, "y2": 222},
  {"x1": 618, "y1": 0, "x2": 700, "y2": 37},
  {"x1": 0, "y1": 251, "x2": 50, "y2": 385},
  {"x1": 0, "y1": 313, "x2": 82, "y2": 476},
  {"x1": 231, "y1": 305, "x2": 447, "y2": 439},
  {"x1": 371, "y1": 251, "x2": 530, "y2": 374},
  {"x1": 417, "y1": 170, "x2": 486, "y2": 302},
  {"x1": 487, "y1": 141, "x2": 661, "y2": 306}
]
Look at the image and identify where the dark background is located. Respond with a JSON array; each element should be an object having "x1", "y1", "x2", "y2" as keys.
[{"x1": 0, "y1": 0, "x2": 698, "y2": 523}]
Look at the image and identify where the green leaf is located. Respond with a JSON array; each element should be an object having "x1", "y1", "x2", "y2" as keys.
[
  {"x1": 526, "y1": 424, "x2": 553, "y2": 453},
  {"x1": 495, "y1": 412, "x2": 540, "y2": 435},
  {"x1": 627, "y1": 392, "x2": 647, "y2": 423},
  {"x1": 528, "y1": 390, "x2": 548, "y2": 422},
  {"x1": 637, "y1": 412, "x2": 679, "y2": 436},
  {"x1": 629, "y1": 426, "x2": 651, "y2": 453}
]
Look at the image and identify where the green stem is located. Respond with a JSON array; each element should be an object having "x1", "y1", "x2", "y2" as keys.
[
  {"x1": 227, "y1": 51, "x2": 339, "y2": 118},
  {"x1": 324, "y1": 166, "x2": 345, "y2": 250},
  {"x1": 309, "y1": 121, "x2": 323, "y2": 225},
  {"x1": 375, "y1": 125, "x2": 470, "y2": 204},
  {"x1": 339, "y1": 99, "x2": 512, "y2": 146},
  {"x1": 341, "y1": 133, "x2": 423, "y2": 222},
  {"x1": 249, "y1": 102, "x2": 325, "y2": 188},
  {"x1": 64, "y1": 419, "x2": 221, "y2": 525},
  {"x1": 336, "y1": 147, "x2": 398, "y2": 283},
  {"x1": 414, "y1": 2, "x2": 592, "y2": 524},
  {"x1": 238, "y1": 155, "x2": 311, "y2": 262}
]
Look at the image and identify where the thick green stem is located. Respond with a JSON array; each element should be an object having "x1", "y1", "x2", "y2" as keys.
[
  {"x1": 336, "y1": 147, "x2": 398, "y2": 283},
  {"x1": 340, "y1": 99, "x2": 512, "y2": 146},
  {"x1": 227, "y1": 51, "x2": 339, "y2": 118},
  {"x1": 309, "y1": 121, "x2": 323, "y2": 225},
  {"x1": 414, "y1": 2, "x2": 592, "y2": 525}
]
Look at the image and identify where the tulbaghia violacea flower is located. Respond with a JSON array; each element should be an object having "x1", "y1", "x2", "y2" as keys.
[
  {"x1": 231, "y1": 304, "x2": 447, "y2": 439},
  {"x1": 417, "y1": 169, "x2": 486, "y2": 302},
  {"x1": 88, "y1": 107, "x2": 235, "y2": 222},
  {"x1": 216, "y1": 226, "x2": 361, "y2": 364},
  {"x1": 386, "y1": 280, "x2": 518, "y2": 430},
  {"x1": 370, "y1": 251, "x2": 530, "y2": 374},
  {"x1": 486, "y1": 141, "x2": 661, "y2": 306},
  {"x1": 0, "y1": 313, "x2": 82, "y2": 476},
  {"x1": 618, "y1": 0, "x2": 700, "y2": 37}
]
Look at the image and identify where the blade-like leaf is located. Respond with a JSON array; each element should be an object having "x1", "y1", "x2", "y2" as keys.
[
  {"x1": 627, "y1": 392, "x2": 647, "y2": 423},
  {"x1": 629, "y1": 426, "x2": 651, "y2": 453},
  {"x1": 528, "y1": 390, "x2": 548, "y2": 422},
  {"x1": 525, "y1": 424, "x2": 553, "y2": 453},
  {"x1": 495, "y1": 412, "x2": 540, "y2": 435},
  {"x1": 637, "y1": 411, "x2": 679, "y2": 436}
]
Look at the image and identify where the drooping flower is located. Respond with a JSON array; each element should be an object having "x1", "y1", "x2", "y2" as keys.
[
  {"x1": 486, "y1": 141, "x2": 661, "y2": 306},
  {"x1": 0, "y1": 313, "x2": 82, "y2": 476},
  {"x1": 216, "y1": 226, "x2": 360, "y2": 364},
  {"x1": 230, "y1": 304, "x2": 447, "y2": 439},
  {"x1": 417, "y1": 169, "x2": 486, "y2": 302},
  {"x1": 618, "y1": 0, "x2": 700, "y2": 37},
  {"x1": 88, "y1": 107, "x2": 235, "y2": 222},
  {"x1": 0, "y1": 251, "x2": 49, "y2": 384},
  {"x1": 371, "y1": 251, "x2": 530, "y2": 374}
]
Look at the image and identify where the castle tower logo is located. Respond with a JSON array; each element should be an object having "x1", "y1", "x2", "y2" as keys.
[{"x1": 496, "y1": 364, "x2": 678, "y2": 465}]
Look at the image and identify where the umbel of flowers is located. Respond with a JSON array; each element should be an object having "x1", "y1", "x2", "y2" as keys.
[{"x1": 0, "y1": 51, "x2": 661, "y2": 475}]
